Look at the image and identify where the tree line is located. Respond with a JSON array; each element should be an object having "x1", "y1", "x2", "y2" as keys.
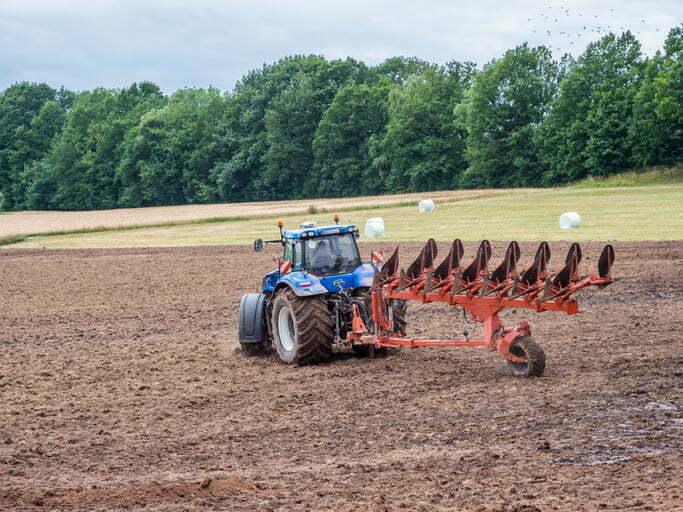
[{"x1": 0, "y1": 26, "x2": 680, "y2": 211}]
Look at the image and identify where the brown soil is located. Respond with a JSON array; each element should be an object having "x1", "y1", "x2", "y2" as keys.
[{"x1": 1, "y1": 241, "x2": 681, "y2": 511}]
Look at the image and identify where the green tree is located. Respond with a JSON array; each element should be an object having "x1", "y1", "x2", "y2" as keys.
[
  {"x1": 0, "y1": 82, "x2": 57, "y2": 209},
  {"x1": 117, "y1": 87, "x2": 228, "y2": 206},
  {"x1": 373, "y1": 56, "x2": 432, "y2": 84},
  {"x1": 540, "y1": 32, "x2": 642, "y2": 183},
  {"x1": 375, "y1": 62, "x2": 476, "y2": 191},
  {"x1": 258, "y1": 57, "x2": 368, "y2": 199},
  {"x1": 630, "y1": 25, "x2": 683, "y2": 166},
  {"x1": 211, "y1": 56, "x2": 326, "y2": 202},
  {"x1": 312, "y1": 78, "x2": 396, "y2": 196},
  {"x1": 48, "y1": 82, "x2": 166, "y2": 210},
  {"x1": 11, "y1": 101, "x2": 67, "y2": 208},
  {"x1": 458, "y1": 45, "x2": 558, "y2": 188},
  {"x1": 655, "y1": 26, "x2": 683, "y2": 163}
]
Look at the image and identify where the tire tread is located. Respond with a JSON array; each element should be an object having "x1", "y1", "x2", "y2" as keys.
[
  {"x1": 278, "y1": 289, "x2": 333, "y2": 365},
  {"x1": 505, "y1": 336, "x2": 546, "y2": 377}
]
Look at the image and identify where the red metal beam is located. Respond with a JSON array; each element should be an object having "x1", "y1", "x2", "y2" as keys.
[
  {"x1": 386, "y1": 289, "x2": 579, "y2": 315},
  {"x1": 370, "y1": 335, "x2": 489, "y2": 348}
]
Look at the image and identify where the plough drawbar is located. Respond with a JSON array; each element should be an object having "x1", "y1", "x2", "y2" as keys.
[{"x1": 347, "y1": 239, "x2": 615, "y2": 377}]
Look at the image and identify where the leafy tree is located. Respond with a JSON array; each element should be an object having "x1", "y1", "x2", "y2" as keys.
[
  {"x1": 312, "y1": 78, "x2": 396, "y2": 196},
  {"x1": 116, "y1": 108, "x2": 169, "y2": 206},
  {"x1": 375, "y1": 62, "x2": 476, "y2": 191},
  {"x1": 458, "y1": 45, "x2": 558, "y2": 188},
  {"x1": 11, "y1": 101, "x2": 67, "y2": 208},
  {"x1": 0, "y1": 82, "x2": 57, "y2": 209},
  {"x1": 48, "y1": 82, "x2": 166, "y2": 210},
  {"x1": 117, "y1": 87, "x2": 227, "y2": 206},
  {"x1": 629, "y1": 56, "x2": 669, "y2": 166},
  {"x1": 211, "y1": 56, "x2": 330, "y2": 202},
  {"x1": 372, "y1": 57, "x2": 432, "y2": 84},
  {"x1": 655, "y1": 25, "x2": 683, "y2": 163},
  {"x1": 630, "y1": 25, "x2": 683, "y2": 166},
  {"x1": 257, "y1": 57, "x2": 368, "y2": 199},
  {"x1": 540, "y1": 32, "x2": 642, "y2": 183}
]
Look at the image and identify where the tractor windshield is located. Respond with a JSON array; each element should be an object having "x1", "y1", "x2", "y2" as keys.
[{"x1": 305, "y1": 233, "x2": 361, "y2": 276}]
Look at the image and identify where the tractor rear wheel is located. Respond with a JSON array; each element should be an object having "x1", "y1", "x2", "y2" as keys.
[
  {"x1": 271, "y1": 288, "x2": 333, "y2": 365},
  {"x1": 505, "y1": 336, "x2": 546, "y2": 377}
]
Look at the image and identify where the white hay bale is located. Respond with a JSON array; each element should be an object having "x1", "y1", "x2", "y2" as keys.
[
  {"x1": 364, "y1": 217, "x2": 385, "y2": 238},
  {"x1": 559, "y1": 212, "x2": 581, "y2": 230},
  {"x1": 418, "y1": 199, "x2": 435, "y2": 212}
]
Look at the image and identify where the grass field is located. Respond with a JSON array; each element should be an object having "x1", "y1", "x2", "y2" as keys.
[{"x1": 4, "y1": 182, "x2": 681, "y2": 248}]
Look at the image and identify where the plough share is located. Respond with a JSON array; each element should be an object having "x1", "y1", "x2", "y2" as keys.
[{"x1": 348, "y1": 240, "x2": 615, "y2": 377}]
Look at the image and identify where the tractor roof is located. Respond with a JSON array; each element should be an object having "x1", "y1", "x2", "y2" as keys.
[{"x1": 283, "y1": 223, "x2": 359, "y2": 239}]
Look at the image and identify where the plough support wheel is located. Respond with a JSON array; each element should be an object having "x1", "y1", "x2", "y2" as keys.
[{"x1": 504, "y1": 336, "x2": 546, "y2": 377}]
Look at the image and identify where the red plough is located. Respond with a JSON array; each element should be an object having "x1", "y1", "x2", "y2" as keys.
[{"x1": 348, "y1": 240, "x2": 615, "y2": 377}]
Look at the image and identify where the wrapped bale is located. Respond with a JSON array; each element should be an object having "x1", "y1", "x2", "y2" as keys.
[
  {"x1": 418, "y1": 199, "x2": 435, "y2": 212},
  {"x1": 364, "y1": 217, "x2": 385, "y2": 238},
  {"x1": 559, "y1": 212, "x2": 581, "y2": 230}
]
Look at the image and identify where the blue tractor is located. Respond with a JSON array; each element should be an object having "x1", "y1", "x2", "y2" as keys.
[{"x1": 238, "y1": 216, "x2": 407, "y2": 364}]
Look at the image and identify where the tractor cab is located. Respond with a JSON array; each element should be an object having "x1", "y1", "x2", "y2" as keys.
[
  {"x1": 281, "y1": 222, "x2": 361, "y2": 276},
  {"x1": 253, "y1": 217, "x2": 374, "y2": 295}
]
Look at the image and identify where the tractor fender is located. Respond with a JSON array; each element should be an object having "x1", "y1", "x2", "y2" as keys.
[
  {"x1": 239, "y1": 293, "x2": 268, "y2": 343},
  {"x1": 275, "y1": 272, "x2": 328, "y2": 297}
]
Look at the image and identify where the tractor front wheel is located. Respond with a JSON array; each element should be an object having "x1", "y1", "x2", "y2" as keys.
[
  {"x1": 505, "y1": 336, "x2": 546, "y2": 377},
  {"x1": 271, "y1": 288, "x2": 333, "y2": 365}
]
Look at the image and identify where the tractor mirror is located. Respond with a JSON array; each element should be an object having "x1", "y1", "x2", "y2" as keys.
[{"x1": 253, "y1": 239, "x2": 263, "y2": 252}]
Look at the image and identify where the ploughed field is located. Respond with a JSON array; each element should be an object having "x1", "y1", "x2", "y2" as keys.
[{"x1": 1, "y1": 241, "x2": 681, "y2": 511}]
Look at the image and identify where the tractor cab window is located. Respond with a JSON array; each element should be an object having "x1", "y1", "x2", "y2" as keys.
[
  {"x1": 305, "y1": 234, "x2": 360, "y2": 276},
  {"x1": 283, "y1": 240, "x2": 293, "y2": 262},
  {"x1": 292, "y1": 241, "x2": 303, "y2": 268},
  {"x1": 283, "y1": 240, "x2": 303, "y2": 269}
]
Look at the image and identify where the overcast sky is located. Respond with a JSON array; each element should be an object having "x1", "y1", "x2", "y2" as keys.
[{"x1": 1, "y1": 0, "x2": 680, "y2": 94}]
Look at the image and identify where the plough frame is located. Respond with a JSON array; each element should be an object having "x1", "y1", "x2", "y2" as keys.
[{"x1": 346, "y1": 239, "x2": 615, "y2": 376}]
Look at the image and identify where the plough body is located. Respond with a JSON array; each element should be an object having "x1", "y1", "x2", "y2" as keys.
[{"x1": 347, "y1": 239, "x2": 615, "y2": 376}]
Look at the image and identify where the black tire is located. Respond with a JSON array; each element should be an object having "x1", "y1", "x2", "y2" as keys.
[
  {"x1": 505, "y1": 336, "x2": 546, "y2": 377},
  {"x1": 271, "y1": 288, "x2": 333, "y2": 365}
]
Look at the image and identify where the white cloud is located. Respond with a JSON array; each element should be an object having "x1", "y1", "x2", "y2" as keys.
[{"x1": 0, "y1": 0, "x2": 679, "y2": 93}]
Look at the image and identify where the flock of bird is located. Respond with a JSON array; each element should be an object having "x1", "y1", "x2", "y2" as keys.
[{"x1": 526, "y1": 3, "x2": 658, "y2": 55}]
